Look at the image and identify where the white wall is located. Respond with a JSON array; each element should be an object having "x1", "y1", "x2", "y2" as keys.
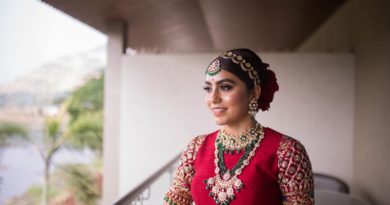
[
  {"x1": 261, "y1": 53, "x2": 355, "y2": 187},
  {"x1": 119, "y1": 54, "x2": 217, "y2": 196},
  {"x1": 297, "y1": 0, "x2": 390, "y2": 204},
  {"x1": 118, "y1": 53, "x2": 355, "y2": 197},
  {"x1": 352, "y1": 0, "x2": 390, "y2": 204}
]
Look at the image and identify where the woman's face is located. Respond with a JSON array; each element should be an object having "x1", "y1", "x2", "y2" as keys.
[{"x1": 204, "y1": 70, "x2": 252, "y2": 127}]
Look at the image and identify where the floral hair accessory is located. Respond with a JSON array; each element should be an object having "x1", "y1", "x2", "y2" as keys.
[{"x1": 258, "y1": 69, "x2": 279, "y2": 111}]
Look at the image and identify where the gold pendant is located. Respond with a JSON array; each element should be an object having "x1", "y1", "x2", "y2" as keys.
[
  {"x1": 205, "y1": 172, "x2": 243, "y2": 205},
  {"x1": 205, "y1": 123, "x2": 264, "y2": 204}
]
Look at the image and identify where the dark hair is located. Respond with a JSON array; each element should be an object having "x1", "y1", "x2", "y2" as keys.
[{"x1": 208, "y1": 48, "x2": 279, "y2": 111}]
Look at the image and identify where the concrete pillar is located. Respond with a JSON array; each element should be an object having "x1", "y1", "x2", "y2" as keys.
[{"x1": 103, "y1": 21, "x2": 126, "y2": 205}]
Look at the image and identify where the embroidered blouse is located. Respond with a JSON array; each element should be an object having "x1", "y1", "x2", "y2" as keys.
[{"x1": 164, "y1": 127, "x2": 314, "y2": 205}]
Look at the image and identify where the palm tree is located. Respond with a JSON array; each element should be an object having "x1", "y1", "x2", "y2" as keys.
[
  {"x1": 38, "y1": 107, "x2": 67, "y2": 205},
  {"x1": 2, "y1": 74, "x2": 104, "y2": 205},
  {"x1": 39, "y1": 74, "x2": 103, "y2": 205}
]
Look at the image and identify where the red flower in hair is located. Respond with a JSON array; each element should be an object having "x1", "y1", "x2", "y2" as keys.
[{"x1": 258, "y1": 69, "x2": 279, "y2": 111}]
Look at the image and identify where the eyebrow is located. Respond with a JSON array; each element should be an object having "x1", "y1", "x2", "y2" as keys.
[{"x1": 205, "y1": 79, "x2": 237, "y2": 85}]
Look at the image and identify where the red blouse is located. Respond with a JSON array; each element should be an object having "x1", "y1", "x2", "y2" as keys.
[{"x1": 164, "y1": 127, "x2": 314, "y2": 205}]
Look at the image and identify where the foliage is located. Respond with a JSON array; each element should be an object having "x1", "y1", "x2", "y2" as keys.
[
  {"x1": 66, "y1": 74, "x2": 104, "y2": 154},
  {"x1": 3, "y1": 73, "x2": 104, "y2": 205},
  {"x1": 57, "y1": 164, "x2": 101, "y2": 205},
  {"x1": 67, "y1": 76, "x2": 104, "y2": 123},
  {"x1": 68, "y1": 111, "x2": 103, "y2": 155},
  {"x1": 25, "y1": 185, "x2": 43, "y2": 204},
  {"x1": 45, "y1": 118, "x2": 60, "y2": 141},
  {"x1": 0, "y1": 122, "x2": 27, "y2": 147},
  {"x1": 42, "y1": 116, "x2": 62, "y2": 155}
]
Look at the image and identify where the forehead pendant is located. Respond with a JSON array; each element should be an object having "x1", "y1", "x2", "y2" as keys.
[{"x1": 206, "y1": 59, "x2": 221, "y2": 76}]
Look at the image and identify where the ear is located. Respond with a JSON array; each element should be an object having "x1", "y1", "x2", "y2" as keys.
[{"x1": 252, "y1": 85, "x2": 261, "y2": 100}]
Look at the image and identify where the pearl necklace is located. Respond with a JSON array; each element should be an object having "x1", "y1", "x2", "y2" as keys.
[{"x1": 204, "y1": 123, "x2": 264, "y2": 205}]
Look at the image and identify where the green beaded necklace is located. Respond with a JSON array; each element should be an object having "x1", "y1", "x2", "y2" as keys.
[
  {"x1": 204, "y1": 123, "x2": 264, "y2": 205},
  {"x1": 216, "y1": 138, "x2": 259, "y2": 177}
]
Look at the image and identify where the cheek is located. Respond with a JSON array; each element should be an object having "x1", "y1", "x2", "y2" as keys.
[
  {"x1": 205, "y1": 94, "x2": 212, "y2": 108},
  {"x1": 223, "y1": 91, "x2": 249, "y2": 108}
]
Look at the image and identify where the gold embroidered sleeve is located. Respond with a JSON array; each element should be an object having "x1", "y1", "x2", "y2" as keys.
[
  {"x1": 277, "y1": 136, "x2": 314, "y2": 205},
  {"x1": 164, "y1": 135, "x2": 206, "y2": 205}
]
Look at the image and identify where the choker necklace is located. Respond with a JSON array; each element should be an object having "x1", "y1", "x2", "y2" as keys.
[
  {"x1": 217, "y1": 123, "x2": 261, "y2": 154},
  {"x1": 204, "y1": 122, "x2": 264, "y2": 205}
]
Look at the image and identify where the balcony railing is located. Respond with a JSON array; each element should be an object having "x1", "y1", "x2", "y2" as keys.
[
  {"x1": 113, "y1": 153, "x2": 181, "y2": 205},
  {"x1": 113, "y1": 154, "x2": 372, "y2": 205}
]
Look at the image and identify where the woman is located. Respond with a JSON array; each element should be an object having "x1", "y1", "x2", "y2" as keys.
[{"x1": 164, "y1": 49, "x2": 314, "y2": 205}]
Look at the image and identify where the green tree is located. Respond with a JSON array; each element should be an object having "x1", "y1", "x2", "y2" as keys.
[
  {"x1": 57, "y1": 164, "x2": 100, "y2": 205},
  {"x1": 0, "y1": 122, "x2": 27, "y2": 147},
  {"x1": 1, "y1": 114, "x2": 67, "y2": 205},
  {"x1": 67, "y1": 75, "x2": 103, "y2": 122},
  {"x1": 38, "y1": 103, "x2": 69, "y2": 205},
  {"x1": 40, "y1": 74, "x2": 103, "y2": 205},
  {"x1": 40, "y1": 74, "x2": 104, "y2": 205},
  {"x1": 2, "y1": 73, "x2": 104, "y2": 205},
  {"x1": 67, "y1": 75, "x2": 103, "y2": 155},
  {"x1": 68, "y1": 111, "x2": 103, "y2": 156}
]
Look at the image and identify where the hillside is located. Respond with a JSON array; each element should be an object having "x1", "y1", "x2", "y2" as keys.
[{"x1": 0, "y1": 45, "x2": 106, "y2": 108}]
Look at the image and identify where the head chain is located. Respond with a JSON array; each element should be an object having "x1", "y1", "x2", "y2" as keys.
[{"x1": 221, "y1": 51, "x2": 261, "y2": 86}]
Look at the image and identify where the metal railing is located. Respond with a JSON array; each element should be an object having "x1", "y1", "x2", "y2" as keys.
[{"x1": 113, "y1": 153, "x2": 181, "y2": 205}]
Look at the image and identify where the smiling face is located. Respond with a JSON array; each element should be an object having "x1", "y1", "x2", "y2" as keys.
[{"x1": 204, "y1": 70, "x2": 254, "y2": 128}]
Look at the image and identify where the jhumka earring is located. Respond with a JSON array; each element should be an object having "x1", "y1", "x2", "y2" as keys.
[{"x1": 248, "y1": 99, "x2": 258, "y2": 117}]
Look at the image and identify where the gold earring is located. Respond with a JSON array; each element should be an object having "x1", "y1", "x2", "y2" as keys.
[{"x1": 248, "y1": 99, "x2": 258, "y2": 117}]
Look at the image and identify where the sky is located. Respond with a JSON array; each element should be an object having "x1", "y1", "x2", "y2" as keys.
[{"x1": 0, "y1": 0, "x2": 107, "y2": 85}]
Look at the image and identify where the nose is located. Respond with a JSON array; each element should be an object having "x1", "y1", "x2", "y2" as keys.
[{"x1": 210, "y1": 88, "x2": 221, "y2": 104}]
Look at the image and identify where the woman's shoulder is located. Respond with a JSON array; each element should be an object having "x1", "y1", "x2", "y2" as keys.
[
  {"x1": 188, "y1": 130, "x2": 214, "y2": 142},
  {"x1": 182, "y1": 130, "x2": 219, "y2": 156},
  {"x1": 263, "y1": 127, "x2": 307, "y2": 149},
  {"x1": 186, "y1": 130, "x2": 218, "y2": 147},
  {"x1": 183, "y1": 131, "x2": 215, "y2": 152}
]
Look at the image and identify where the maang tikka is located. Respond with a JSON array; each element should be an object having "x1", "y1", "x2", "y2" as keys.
[{"x1": 206, "y1": 59, "x2": 221, "y2": 76}]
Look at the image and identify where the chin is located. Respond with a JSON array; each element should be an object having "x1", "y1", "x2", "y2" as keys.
[{"x1": 214, "y1": 118, "x2": 228, "y2": 126}]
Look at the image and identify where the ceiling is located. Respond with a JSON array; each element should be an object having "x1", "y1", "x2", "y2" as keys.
[{"x1": 42, "y1": 0, "x2": 346, "y2": 53}]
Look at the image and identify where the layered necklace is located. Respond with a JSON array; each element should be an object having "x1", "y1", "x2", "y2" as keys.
[{"x1": 204, "y1": 122, "x2": 264, "y2": 205}]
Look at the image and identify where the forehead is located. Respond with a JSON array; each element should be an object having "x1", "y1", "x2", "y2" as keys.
[{"x1": 205, "y1": 69, "x2": 243, "y2": 84}]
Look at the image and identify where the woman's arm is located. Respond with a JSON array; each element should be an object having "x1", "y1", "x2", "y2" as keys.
[
  {"x1": 163, "y1": 135, "x2": 206, "y2": 205},
  {"x1": 277, "y1": 136, "x2": 314, "y2": 205}
]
